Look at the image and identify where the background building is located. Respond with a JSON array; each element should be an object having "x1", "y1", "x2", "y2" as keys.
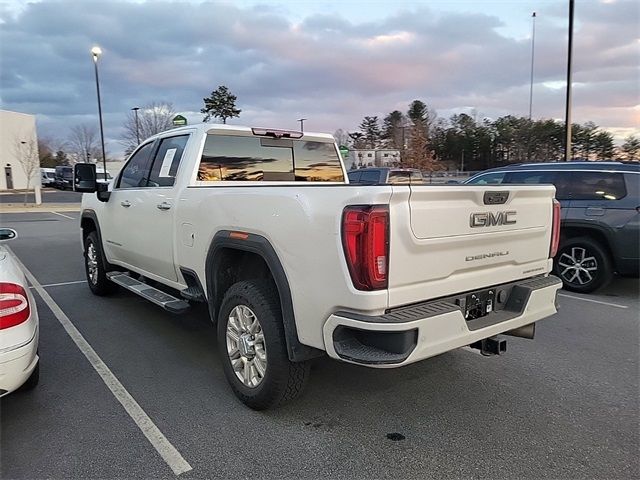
[
  {"x1": 0, "y1": 110, "x2": 39, "y2": 190},
  {"x1": 349, "y1": 149, "x2": 401, "y2": 170}
]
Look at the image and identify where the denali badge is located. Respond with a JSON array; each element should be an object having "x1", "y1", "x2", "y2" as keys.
[
  {"x1": 466, "y1": 251, "x2": 509, "y2": 262},
  {"x1": 470, "y1": 211, "x2": 516, "y2": 228}
]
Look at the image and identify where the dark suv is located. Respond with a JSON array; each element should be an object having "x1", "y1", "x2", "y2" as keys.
[
  {"x1": 347, "y1": 167, "x2": 424, "y2": 185},
  {"x1": 467, "y1": 162, "x2": 639, "y2": 293}
]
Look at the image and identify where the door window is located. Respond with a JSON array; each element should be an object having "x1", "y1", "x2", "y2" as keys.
[
  {"x1": 118, "y1": 142, "x2": 155, "y2": 189},
  {"x1": 359, "y1": 170, "x2": 380, "y2": 184},
  {"x1": 566, "y1": 171, "x2": 627, "y2": 201},
  {"x1": 147, "y1": 135, "x2": 189, "y2": 187},
  {"x1": 347, "y1": 171, "x2": 362, "y2": 183},
  {"x1": 503, "y1": 171, "x2": 555, "y2": 185},
  {"x1": 467, "y1": 172, "x2": 506, "y2": 185}
]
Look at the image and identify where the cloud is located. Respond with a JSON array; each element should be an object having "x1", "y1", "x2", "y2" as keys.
[{"x1": 0, "y1": 0, "x2": 637, "y2": 157}]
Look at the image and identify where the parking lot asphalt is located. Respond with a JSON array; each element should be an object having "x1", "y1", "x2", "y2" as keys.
[
  {"x1": 1, "y1": 211, "x2": 638, "y2": 479},
  {"x1": 0, "y1": 190, "x2": 82, "y2": 204}
]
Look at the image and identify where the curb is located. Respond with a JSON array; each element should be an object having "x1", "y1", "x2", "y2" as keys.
[{"x1": 1, "y1": 203, "x2": 81, "y2": 213}]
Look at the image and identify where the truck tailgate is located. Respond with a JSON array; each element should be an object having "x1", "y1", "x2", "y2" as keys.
[{"x1": 387, "y1": 185, "x2": 556, "y2": 307}]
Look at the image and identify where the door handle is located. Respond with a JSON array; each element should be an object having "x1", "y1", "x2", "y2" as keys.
[
  {"x1": 120, "y1": 200, "x2": 131, "y2": 208},
  {"x1": 157, "y1": 202, "x2": 172, "y2": 211}
]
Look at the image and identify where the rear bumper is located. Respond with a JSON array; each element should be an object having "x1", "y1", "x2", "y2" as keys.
[
  {"x1": 323, "y1": 275, "x2": 562, "y2": 368},
  {"x1": 0, "y1": 332, "x2": 39, "y2": 397}
]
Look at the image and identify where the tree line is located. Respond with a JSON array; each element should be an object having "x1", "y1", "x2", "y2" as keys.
[
  {"x1": 37, "y1": 89, "x2": 638, "y2": 171},
  {"x1": 334, "y1": 101, "x2": 640, "y2": 171}
]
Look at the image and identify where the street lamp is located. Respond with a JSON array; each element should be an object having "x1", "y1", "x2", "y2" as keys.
[
  {"x1": 564, "y1": 0, "x2": 575, "y2": 162},
  {"x1": 527, "y1": 11, "x2": 537, "y2": 162},
  {"x1": 297, "y1": 118, "x2": 307, "y2": 132},
  {"x1": 131, "y1": 107, "x2": 141, "y2": 145},
  {"x1": 91, "y1": 45, "x2": 108, "y2": 180}
]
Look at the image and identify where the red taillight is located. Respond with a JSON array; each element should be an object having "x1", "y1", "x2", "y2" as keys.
[
  {"x1": 342, "y1": 205, "x2": 389, "y2": 290},
  {"x1": 550, "y1": 199, "x2": 561, "y2": 258},
  {"x1": 0, "y1": 282, "x2": 30, "y2": 330}
]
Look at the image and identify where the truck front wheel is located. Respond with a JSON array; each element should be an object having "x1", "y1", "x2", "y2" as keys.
[
  {"x1": 217, "y1": 280, "x2": 310, "y2": 410},
  {"x1": 84, "y1": 231, "x2": 116, "y2": 296}
]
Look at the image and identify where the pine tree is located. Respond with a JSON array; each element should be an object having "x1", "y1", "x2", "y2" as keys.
[{"x1": 201, "y1": 85, "x2": 241, "y2": 124}]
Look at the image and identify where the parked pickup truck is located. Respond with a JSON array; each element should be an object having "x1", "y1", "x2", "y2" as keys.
[{"x1": 75, "y1": 124, "x2": 562, "y2": 410}]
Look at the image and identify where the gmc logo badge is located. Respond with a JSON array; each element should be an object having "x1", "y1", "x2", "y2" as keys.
[{"x1": 470, "y1": 211, "x2": 517, "y2": 228}]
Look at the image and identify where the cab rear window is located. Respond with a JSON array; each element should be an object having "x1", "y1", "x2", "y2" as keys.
[{"x1": 198, "y1": 135, "x2": 344, "y2": 182}]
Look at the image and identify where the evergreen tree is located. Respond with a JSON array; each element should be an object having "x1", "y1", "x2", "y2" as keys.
[{"x1": 201, "y1": 85, "x2": 241, "y2": 124}]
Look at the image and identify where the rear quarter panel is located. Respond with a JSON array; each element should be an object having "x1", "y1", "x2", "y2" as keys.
[{"x1": 175, "y1": 185, "x2": 393, "y2": 350}]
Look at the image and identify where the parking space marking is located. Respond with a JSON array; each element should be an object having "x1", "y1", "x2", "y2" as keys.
[
  {"x1": 29, "y1": 280, "x2": 87, "y2": 288},
  {"x1": 50, "y1": 211, "x2": 76, "y2": 220},
  {"x1": 558, "y1": 293, "x2": 628, "y2": 309},
  {"x1": 8, "y1": 247, "x2": 193, "y2": 476}
]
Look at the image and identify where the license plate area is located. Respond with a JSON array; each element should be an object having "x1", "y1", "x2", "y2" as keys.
[{"x1": 458, "y1": 289, "x2": 496, "y2": 320}]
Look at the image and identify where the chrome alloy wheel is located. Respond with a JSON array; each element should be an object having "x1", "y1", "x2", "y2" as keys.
[
  {"x1": 86, "y1": 243, "x2": 99, "y2": 285},
  {"x1": 557, "y1": 247, "x2": 598, "y2": 286},
  {"x1": 226, "y1": 305, "x2": 267, "y2": 388}
]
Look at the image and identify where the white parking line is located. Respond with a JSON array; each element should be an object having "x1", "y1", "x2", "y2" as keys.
[
  {"x1": 50, "y1": 211, "x2": 76, "y2": 220},
  {"x1": 29, "y1": 280, "x2": 87, "y2": 289},
  {"x1": 7, "y1": 247, "x2": 193, "y2": 476},
  {"x1": 558, "y1": 293, "x2": 629, "y2": 309}
]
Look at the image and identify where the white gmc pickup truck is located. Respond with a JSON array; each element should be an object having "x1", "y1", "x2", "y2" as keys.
[{"x1": 75, "y1": 124, "x2": 562, "y2": 409}]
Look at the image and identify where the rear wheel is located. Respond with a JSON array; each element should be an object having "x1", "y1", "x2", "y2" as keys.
[
  {"x1": 554, "y1": 237, "x2": 613, "y2": 293},
  {"x1": 217, "y1": 280, "x2": 309, "y2": 410},
  {"x1": 84, "y1": 231, "x2": 117, "y2": 296}
]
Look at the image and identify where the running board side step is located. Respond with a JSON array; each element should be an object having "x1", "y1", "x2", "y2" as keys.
[{"x1": 107, "y1": 272, "x2": 190, "y2": 314}]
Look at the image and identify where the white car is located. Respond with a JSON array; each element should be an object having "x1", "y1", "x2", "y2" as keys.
[{"x1": 0, "y1": 228, "x2": 39, "y2": 396}]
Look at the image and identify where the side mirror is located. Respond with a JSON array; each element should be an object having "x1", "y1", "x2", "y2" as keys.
[
  {"x1": 74, "y1": 163, "x2": 97, "y2": 193},
  {"x1": 0, "y1": 228, "x2": 18, "y2": 241}
]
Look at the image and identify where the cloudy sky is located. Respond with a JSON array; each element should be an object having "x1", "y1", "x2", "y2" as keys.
[{"x1": 1, "y1": 0, "x2": 638, "y2": 157}]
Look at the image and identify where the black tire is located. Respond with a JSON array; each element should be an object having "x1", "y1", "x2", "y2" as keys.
[
  {"x1": 554, "y1": 237, "x2": 613, "y2": 293},
  {"x1": 217, "y1": 280, "x2": 310, "y2": 410},
  {"x1": 19, "y1": 360, "x2": 39, "y2": 391},
  {"x1": 84, "y1": 231, "x2": 117, "y2": 296}
]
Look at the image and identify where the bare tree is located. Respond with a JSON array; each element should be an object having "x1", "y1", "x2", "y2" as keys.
[
  {"x1": 13, "y1": 136, "x2": 39, "y2": 203},
  {"x1": 333, "y1": 129, "x2": 350, "y2": 147},
  {"x1": 68, "y1": 124, "x2": 100, "y2": 163},
  {"x1": 405, "y1": 123, "x2": 440, "y2": 174},
  {"x1": 121, "y1": 101, "x2": 176, "y2": 154}
]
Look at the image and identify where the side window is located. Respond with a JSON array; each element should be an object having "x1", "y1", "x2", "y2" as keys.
[
  {"x1": 293, "y1": 141, "x2": 344, "y2": 182},
  {"x1": 147, "y1": 135, "x2": 189, "y2": 187},
  {"x1": 118, "y1": 142, "x2": 155, "y2": 189},
  {"x1": 467, "y1": 172, "x2": 505, "y2": 185},
  {"x1": 568, "y1": 172, "x2": 627, "y2": 201},
  {"x1": 348, "y1": 171, "x2": 362, "y2": 183},
  {"x1": 360, "y1": 170, "x2": 380, "y2": 184},
  {"x1": 553, "y1": 172, "x2": 573, "y2": 200},
  {"x1": 503, "y1": 171, "x2": 554, "y2": 184}
]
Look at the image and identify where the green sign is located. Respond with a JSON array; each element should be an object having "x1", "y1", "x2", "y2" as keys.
[
  {"x1": 172, "y1": 115, "x2": 187, "y2": 126},
  {"x1": 339, "y1": 145, "x2": 349, "y2": 159}
]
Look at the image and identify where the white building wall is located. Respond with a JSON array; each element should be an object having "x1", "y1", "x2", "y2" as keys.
[{"x1": 0, "y1": 110, "x2": 39, "y2": 190}]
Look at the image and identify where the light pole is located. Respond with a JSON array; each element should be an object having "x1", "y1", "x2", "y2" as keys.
[
  {"x1": 297, "y1": 118, "x2": 307, "y2": 132},
  {"x1": 131, "y1": 107, "x2": 141, "y2": 145},
  {"x1": 527, "y1": 11, "x2": 537, "y2": 162},
  {"x1": 91, "y1": 46, "x2": 108, "y2": 180},
  {"x1": 528, "y1": 12, "x2": 537, "y2": 121},
  {"x1": 564, "y1": 0, "x2": 575, "y2": 161}
]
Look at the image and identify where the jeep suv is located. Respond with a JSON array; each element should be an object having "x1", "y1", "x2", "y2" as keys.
[{"x1": 467, "y1": 162, "x2": 640, "y2": 293}]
